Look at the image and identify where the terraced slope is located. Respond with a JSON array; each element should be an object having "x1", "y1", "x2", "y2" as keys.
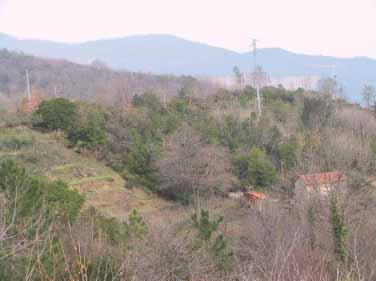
[{"x1": 0, "y1": 126, "x2": 171, "y2": 220}]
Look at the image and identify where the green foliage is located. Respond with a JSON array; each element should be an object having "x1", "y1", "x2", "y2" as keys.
[
  {"x1": 218, "y1": 115, "x2": 242, "y2": 151},
  {"x1": 45, "y1": 180, "x2": 84, "y2": 222},
  {"x1": 33, "y1": 98, "x2": 78, "y2": 132},
  {"x1": 192, "y1": 115, "x2": 220, "y2": 144},
  {"x1": 278, "y1": 137, "x2": 298, "y2": 170},
  {"x1": 68, "y1": 102, "x2": 107, "y2": 150},
  {"x1": 0, "y1": 160, "x2": 84, "y2": 232},
  {"x1": 104, "y1": 106, "x2": 163, "y2": 186},
  {"x1": 69, "y1": 120, "x2": 106, "y2": 150},
  {"x1": 191, "y1": 210, "x2": 234, "y2": 271},
  {"x1": 132, "y1": 91, "x2": 163, "y2": 113},
  {"x1": 81, "y1": 208, "x2": 147, "y2": 246},
  {"x1": 97, "y1": 215, "x2": 127, "y2": 244},
  {"x1": 239, "y1": 87, "x2": 256, "y2": 106},
  {"x1": 232, "y1": 147, "x2": 277, "y2": 188},
  {"x1": 370, "y1": 142, "x2": 376, "y2": 160},
  {"x1": 125, "y1": 128, "x2": 161, "y2": 176},
  {"x1": 0, "y1": 162, "x2": 82, "y2": 280},
  {"x1": 263, "y1": 86, "x2": 295, "y2": 105},
  {"x1": 271, "y1": 99, "x2": 290, "y2": 122},
  {"x1": 85, "y1": 256, "x2": 120, "y2": 281},
  {"x1": 126, "y1": 209, "x2": 148, "y2": 238},
  {"x1": 211, "y1": 234, "x2": 233, "y2": 272},
  {"x1": 214, "y1": 115, "x2": 281, "y2": 155},
  {"x1": 168, "y1": 97, "x2": 190, "y2": 117},
  {"x1": 330, "y1": 195, "x2": 348, "y2": 263},
  {"x1": 105, "y1": 93, "x2": 217, "y2": 187},
  {"x1": 192, "y1": 210, "x2": 222, "y2": 248}
]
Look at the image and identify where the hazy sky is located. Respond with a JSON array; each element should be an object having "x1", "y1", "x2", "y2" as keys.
[{"x1": 1, "y1": 0, "x2": 375, "y2": 58}]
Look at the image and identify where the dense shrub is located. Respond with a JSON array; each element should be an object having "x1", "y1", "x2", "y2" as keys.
[
  {"x1": 271, "y1": 100, "x2": 290, "y2": 122},
  {"x1": 0, "y1": 160, "x2": 83, "y2": 229},
  {"x1": 68, "y1": 120, "x2": 107, "y2": 150},
  {"x1": 104, "y1": 106, "x2": 163, "y2": 186},
  {"x1": 68, "y1": 102, "x2": 108, "y2": 150},
  {"x1": 232, "y1": 147, "x2": 277, "y2": 188},
  {"x1": 278, "y1": 137, "x2": 298, "y2": 170},
  {"x1": 33, "y1": 98, "x2": 78, "y2": 131},
  {"x1": 239, "y1": 86, "x2": 256, "y2": 105},
  {"x1": 217, "y1": 115, "x2": 242, "y2": 151},
  {"x1": 263, "y1": 86, "x2": 295, "y2": 105},
  {"x1": 192, "y1": 210, "x2": 234, "y2": 272}
]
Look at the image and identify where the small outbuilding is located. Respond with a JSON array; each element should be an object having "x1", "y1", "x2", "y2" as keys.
[{"x1": 295, "y1": 171, "x2": 347, "y2": 198}]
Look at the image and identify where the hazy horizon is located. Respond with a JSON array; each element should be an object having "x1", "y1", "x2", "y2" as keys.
[{"x1": 1, "y1": 0, "x2": 375, "y2": 59}]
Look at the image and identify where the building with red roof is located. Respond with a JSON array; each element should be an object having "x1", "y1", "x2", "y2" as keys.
[{"x1": 295, "y1": 171, "x2": 347, "y2": 197}]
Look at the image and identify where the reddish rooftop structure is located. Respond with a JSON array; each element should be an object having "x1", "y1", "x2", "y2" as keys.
[
  {"x1": 295, "y1": 171, "x2": 347, "y2": 197},
  {"x1": 296, "y1": 172, "x2": 346, "y2": 187},
  {"x1": 243, "y1": 191, "x2": 267, "y2": 201}
]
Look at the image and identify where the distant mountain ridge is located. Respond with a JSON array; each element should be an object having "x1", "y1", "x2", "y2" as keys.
[{"x1": 1, "y1": 33, "x2": 376, "y2": 102}]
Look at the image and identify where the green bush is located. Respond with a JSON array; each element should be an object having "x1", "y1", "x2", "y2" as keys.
[
  {"x1": 232, "y1": 147, "x2": 277, "y2": 188},
  {"x1": 272, "y1": 100, "x2": 290, "y2": 122},
  {"x1": 33, "y1": 98, "x2": 78, "y2": 132},
  {"x1": 66, "y1": 102, "x2": 108, "y2": 150},
  {"x1": 330, "y1": 194, "x2": 348, "y2": 263},
  {"x1": 371, "y1": 142, "x2": 376, "y2": 160},
  {"x1": 192, "y1": 210, "x2": 234, "y2": 272},
  {"x1": 132, "y1": 92, "x2": 163, "y2": 114},
  {"x1": 278, "y1": 138, "x2": 298, "y2": 170},
  {"x1": 68, "y1": 120, "x2": 106, "y2": 150},
  {"x1": 218, "y1": 115, "x2": 242, "y2": 151},
  {"x1": 239, "y1": 87, "x2": 256, "y2": 106},
  {"x1": 104, "y1": 107, "x2": 162, "y2": 185},
  {"x1": 126, "y1": 209, "x2": 148, "y2": 238},
  {"x1": 0, "y1": 160, "x2": 83, "y2": 230}
]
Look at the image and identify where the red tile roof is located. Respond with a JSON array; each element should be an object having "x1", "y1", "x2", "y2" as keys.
[
  {"x1": 244, "y1": 191, "x2": 267, "y2": 201},
  {"x1": 296, "y1": 172, "x2": 346, "y2": 187}
]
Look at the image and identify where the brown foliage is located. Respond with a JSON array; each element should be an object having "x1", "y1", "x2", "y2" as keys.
[{"x1": 155, "y1": 124, "x2": 234, "y2": 200}]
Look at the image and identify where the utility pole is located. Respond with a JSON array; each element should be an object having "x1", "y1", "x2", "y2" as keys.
[
  {"x1": 252, "y1": 39, "x2": 262, "y2": 118},
  {"x1": 26, "y1": 70, "x2": 31, "y2": 102}
]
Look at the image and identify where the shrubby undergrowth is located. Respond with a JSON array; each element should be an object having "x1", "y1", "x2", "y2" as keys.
[{"x1": 1, "y1": 84, "x2": 376, "y2": 280}]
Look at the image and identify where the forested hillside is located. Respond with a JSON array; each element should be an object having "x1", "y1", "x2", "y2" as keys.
[
  {"x1": 1, "y1": 80, "x2": 376, "y2": 280},
  {"x1": 0, "y1": 49, "x2": 217, "y2": 108}
]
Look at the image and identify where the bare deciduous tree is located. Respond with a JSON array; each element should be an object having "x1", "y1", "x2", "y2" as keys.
[{"x1": 155, "y1": 124, "x2": 233, "y2": 207}]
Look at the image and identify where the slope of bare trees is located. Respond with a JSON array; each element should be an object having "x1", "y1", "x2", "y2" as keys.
[{"x1": 0, "y1": 49, "x2": 218, "y2": 106}]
